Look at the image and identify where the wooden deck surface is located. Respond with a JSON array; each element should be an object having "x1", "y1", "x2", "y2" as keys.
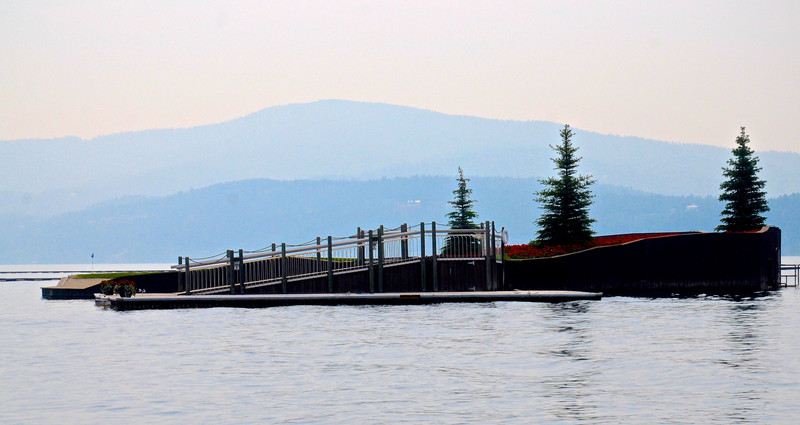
[{"x1": 97, "y1": 290, "x2": 602, "y2": 310}]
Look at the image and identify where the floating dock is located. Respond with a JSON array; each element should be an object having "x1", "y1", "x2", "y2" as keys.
[
  {"x1": 42, "y1": 277, "x2": 106, "y2": 299},
  {"x1": 97, "y1": 290, "x2": 602, "y2": 311}
]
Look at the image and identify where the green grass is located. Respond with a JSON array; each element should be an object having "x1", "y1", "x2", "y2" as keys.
[{"x1": 73, "y1": 271, "x2": 167, "y2": 279}]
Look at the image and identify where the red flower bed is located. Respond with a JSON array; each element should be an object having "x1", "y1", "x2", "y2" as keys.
[{"x1": 506, "y1": 232, "x2": 683, "y2": 259}]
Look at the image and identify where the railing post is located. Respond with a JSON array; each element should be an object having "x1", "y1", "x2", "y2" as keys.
[
  {"x1": 184, "y1": 257, "x2": 191, "y2": 295},
  {"x1": 281, "y1": 243, "x2": 288, "y2": 294},
  {"x1": 401, "y1": 223, "x2": 409, "y2": 260},
  {"x1": 238, "y1": 249, "x2": 245, "y2": 294},
  {"x1": 327, "y1": 236, "x2": 334, "y2": 293},
  {"x1": 357, "y1": 227, "x2": 365, "y2": 266},
  {"x1": 420, "y1": 222, "x2": 426, "y2": 291},
  {"x1": 378, "y1": 225, "x2": 384, "y2": 293},
  {"x1": 490, "y1": 222, "x2": 496, "y2": 290},
  {"x1": 432, "y1": 221, "x2": 438, "y2": 292},
  {"x1": 227, "y1": 250, "x2": 235, "y2": 294},
  {"x1": 485, "y1": 221, "x2": 491, "y2": 291},
  {"x1": 368, "y1": 230, "x2": 375, "y2": 293},
  {"x1": 501, "y1": 226, "x2": 506, "y2": 290},
  {"x1": 178, "y1": 256, "x2": 184, "y2": 293}
]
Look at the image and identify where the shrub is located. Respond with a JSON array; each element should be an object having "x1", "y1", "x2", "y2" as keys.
[
  {"x1": 113, "y1": 279, "x2": 136, "y2": 297},
  {"x1": 99, "y1": 280, "x2": 115, "y2": 295}
]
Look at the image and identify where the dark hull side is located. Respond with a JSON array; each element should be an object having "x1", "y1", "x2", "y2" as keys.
[{"x1": 507, "y1": 227, "x2": 781, "y2": 295}]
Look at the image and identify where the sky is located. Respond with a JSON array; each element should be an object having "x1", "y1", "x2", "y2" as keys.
[{"x1": 2, "y1": 0, "x2": 799, "y2": 152}]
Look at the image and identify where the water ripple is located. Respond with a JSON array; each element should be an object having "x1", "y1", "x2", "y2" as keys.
[{"x1": 1, "y1": 283, "x2": 799, "y2": 424}]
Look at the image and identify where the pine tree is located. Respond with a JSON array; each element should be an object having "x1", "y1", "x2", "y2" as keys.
[
  {"x1": 716, "y1": 127, "x2": 769, "y2": 232},
  {"x1": 442, "y1": 167, "x2": 480, "y2": 256},
  {"x1": 534, "y1": 124, "x2": 596, "y2": 245}
]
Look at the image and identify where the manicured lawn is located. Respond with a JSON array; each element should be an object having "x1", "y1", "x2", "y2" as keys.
[{"x1": 73, "y1": 271, "x2": 166, "y2": 279}]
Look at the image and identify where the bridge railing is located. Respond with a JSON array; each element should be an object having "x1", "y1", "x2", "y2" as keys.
[
  {"x1": 172, "y1": 221, "x2": 505, "y2": 294},
  {"x1": 781, "y1": 264, "x2": 799, "y2": 287}
]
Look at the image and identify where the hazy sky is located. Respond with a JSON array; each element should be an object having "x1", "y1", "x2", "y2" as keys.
[{"x1": 2, "y1": 1, "x2": 799, "y2": 152}]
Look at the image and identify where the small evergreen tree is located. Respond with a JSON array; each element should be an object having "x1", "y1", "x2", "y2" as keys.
[
  {"x1": 716, "y1": 127, "x2": 769, "y2": 232},
  {"x1": 442, "y1": 167, "x2": 480, "y2": 256},
  {"x1": 534, "y1": 124, "x2": 596, "y2": 245}
]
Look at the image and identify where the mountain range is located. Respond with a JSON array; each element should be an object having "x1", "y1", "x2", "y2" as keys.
[
  {"x1": 1, "y1": 100, "x2": 796, "y2": 263},
  {"x1": 2, "y1": 100, "x2": 799, "y2": 218}
]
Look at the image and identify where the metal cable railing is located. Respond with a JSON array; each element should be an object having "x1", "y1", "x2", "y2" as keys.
[{"x1": 173, "y1": 221, "x2": 506, "y2": 294}]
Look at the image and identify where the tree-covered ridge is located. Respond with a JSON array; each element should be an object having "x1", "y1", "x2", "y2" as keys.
[{"x1": 0, "y1": 176, "x2": 797, "y2": 263}]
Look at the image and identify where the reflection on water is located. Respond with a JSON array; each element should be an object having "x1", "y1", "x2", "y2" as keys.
[
  {"x1": 722, "y1": 297, "x2": 771, "y2": 424},
  {"x1": 540, "y1": 302, "x2": 600, "y2": 423},
  {"x1": 1, "y1": 282, "x2": 799, "y2": 424}
]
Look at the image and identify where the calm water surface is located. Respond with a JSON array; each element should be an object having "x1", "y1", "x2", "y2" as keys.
[{"x1": 1, "y1": 277, "x2": 799, "y2": 424}]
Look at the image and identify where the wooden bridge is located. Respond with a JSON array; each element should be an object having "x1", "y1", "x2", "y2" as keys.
[{"x1": 172, "y1": 221, "x2": 507, "y2": 295}]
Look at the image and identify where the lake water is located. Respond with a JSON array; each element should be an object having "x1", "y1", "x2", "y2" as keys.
[{"x1": 1, "y1": 265, "x2": 800, "y2": 424}]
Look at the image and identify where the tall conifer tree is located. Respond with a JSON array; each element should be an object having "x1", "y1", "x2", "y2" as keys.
[
  {"x1": 716, "y1": 127, "x2": 769, "y2": 232},
  {"x1": 534, "y1": 124, "x2": 596, "y2": 245},
  {"x1": 442, "y1": 167, "x2": 480, "y2": 255}
]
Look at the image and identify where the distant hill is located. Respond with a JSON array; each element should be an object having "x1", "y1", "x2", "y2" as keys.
[
  {"x1": 2, "y1": 100, "x2": 798, "y2": 218},
  {"x1": 1, "y1": 176, "x2": 796, "y2": 264}
]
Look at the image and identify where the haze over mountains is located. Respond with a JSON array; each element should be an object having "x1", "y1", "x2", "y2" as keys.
[
  {"x1": 3, "y1": 100, "x2": 800, "y2": 216},
  {"x1": 1, "y1": 100, "x2": 797, "y2": 263},
  {"x1": 2, "y1": 176, "x2": 798, "y2": 264}
]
